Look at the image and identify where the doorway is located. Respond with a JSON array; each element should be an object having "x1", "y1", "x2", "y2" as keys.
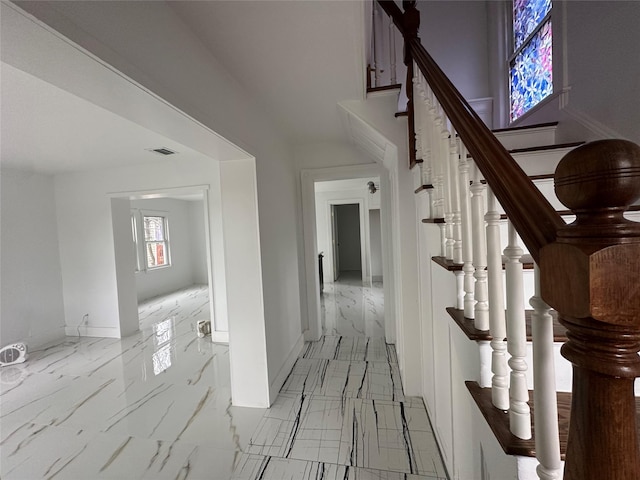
[
  {"x1": 110, "y1": 186, "x2": 216, "y2": 339},
  {"x1": 130, "y1": 194, "x2": 209, "y2": 310},
  {"x1": 332, "y1": 203, "x2": 362, "y2": 281}
]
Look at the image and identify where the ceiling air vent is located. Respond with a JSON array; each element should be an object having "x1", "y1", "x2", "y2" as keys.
[{"x1": 148, "y1": 147, "x2": 177, "y2": 156}]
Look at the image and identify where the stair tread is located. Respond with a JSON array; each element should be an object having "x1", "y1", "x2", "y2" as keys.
[
  {"x1": 466, "y1": 380, "x2": 640, "y2": 459},
  {"x1": 509, "y1": 141, "x2": 585, "y2": 154},
  {"x1": 432, "y1": 255, "x2": 535, "y2": 271},
  {"x1": 367, "y1": 83, "x2": 402, "y2": 94},
  {"x1": 409, "y1": 158, "x2": 423, "y2": 170},
  {"x1": 446, "y1": 307, "x2": 567, "y2": 342},
  {"x1": 465, "y1": 141, "x2": 584, "y2": 159},
  {"x1": 414, "y1": 184, "x2": 434, "y2": 194},
  {"x1": 491, "y1": 121, "x2": 559, "y2": 134}
]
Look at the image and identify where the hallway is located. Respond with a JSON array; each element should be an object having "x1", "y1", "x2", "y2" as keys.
[
  {"x1": 0, "y1": 281, "x2": 446, "y2": 479},
  {"x1": 232, "y1": 276, "x2": 447, "y2": 479},
  {"x1": 321, "y1": 271, "x2": 385, "y2": 338}
]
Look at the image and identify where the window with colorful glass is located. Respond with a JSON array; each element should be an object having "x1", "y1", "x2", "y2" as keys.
[{"x1": 510, "y1": 0, "x2": 552, "y2": 121}]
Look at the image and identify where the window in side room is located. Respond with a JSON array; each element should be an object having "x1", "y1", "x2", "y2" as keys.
[{"x1": 143, "y1": 215, "x2": 170, "y2": 269}]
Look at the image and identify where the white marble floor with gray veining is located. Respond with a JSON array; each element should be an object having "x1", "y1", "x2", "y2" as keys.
[
  {"x1": 1, "y1": 278, "x2": 447, "y2": 480},
  {"x1": 1, "y1": 285, "x2": 265, "y2": 480},
  {"x1": 320, "y1": 271, "x2": 385, "y2": 338},
  {"x1": 232, "y1": 275, "x2": 447, "y2": 480}
]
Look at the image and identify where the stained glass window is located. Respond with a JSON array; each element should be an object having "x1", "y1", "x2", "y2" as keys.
[
  {"x1": 513, "y1": 0, "x2": 551, "y2": 50},
  {"x1": 510, "y1": 0, "x2": 552, "y2": 121}
]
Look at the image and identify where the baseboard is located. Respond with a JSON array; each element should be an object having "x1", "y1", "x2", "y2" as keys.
[
  {"x1": 269, "y1": 333, "x2": 305, "y2": 404},
  {"x1": 65, "y1": 325, "x2": 120, "y2": 338},
  {"x1": 211, "y1": 330, "x2": 229, "y2": 344},
  {"x1": 372, "y1": 275, "x2": 383, "y2": 282}
]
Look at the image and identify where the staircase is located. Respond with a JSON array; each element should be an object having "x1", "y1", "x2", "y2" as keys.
[{"x1": 366, "y1": 2, "x2": 640, "y2": 479}]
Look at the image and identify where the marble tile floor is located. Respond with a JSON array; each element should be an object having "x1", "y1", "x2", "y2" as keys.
[
  {"x1": 1, "y1": 281, "x2": 447, "y2": 480},
  {"x1": 321, "y1": 271, "x2": 385, "y2": 338},
  {"x1": 1, "y1": 285, "x2": 266, "y2": 479},
  {"x1": 232, "y1": 276, "x2": 447, "y2": 480}
]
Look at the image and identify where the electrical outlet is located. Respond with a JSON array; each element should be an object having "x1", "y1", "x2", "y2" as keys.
[{"x1": 82, "y1": 314, "x2": 89, "y2": 326}]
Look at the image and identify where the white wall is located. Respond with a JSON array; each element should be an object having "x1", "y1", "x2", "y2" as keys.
[
  {"x1": 297, "y1": 142, "x2": 376, "y2": 171},
  {"x1": 219, "y1": 159, "x2": 270, "y2": 407},
  {"x1": 110, "y1": 197, "x2": 138, "y2": 338},
  {"x1": 369, "y1": 209, "x2": 383, "y2": 280},
  {"x1": 132, "y1": 198, "x2": 204, "y2": 302},
  {"x1": 417, "y1": 1, "x2": 490, "y2": 101},
  {"x1": 0, "y1": 169, "x2": 66, "y2": 348},
  {"x1": 188, "y1": 201, "x2": 209, "y2": 285},
  {"x1": 560, "y1": 1, "x2": 640, "y2": 144}
]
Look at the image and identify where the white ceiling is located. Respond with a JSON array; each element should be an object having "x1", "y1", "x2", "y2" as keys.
[
  {"x1": 0, "y1": 63, "x2": 213, "y2": 175},
  {"x1": 168, "y1": 0, "x2": 366, "y2": 144}
]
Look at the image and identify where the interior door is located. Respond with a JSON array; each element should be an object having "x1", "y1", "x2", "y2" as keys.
[{"x1": 331, "y1": 204, "x2": 340, "y2": 281}]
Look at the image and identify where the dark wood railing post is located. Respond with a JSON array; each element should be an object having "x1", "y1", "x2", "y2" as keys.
[
  {"x1": 540, "y1": 140, "x2": 640, "y2": 480},
  {"x1": 402, "y1": 1, "x2": 419, "y2": 168}
]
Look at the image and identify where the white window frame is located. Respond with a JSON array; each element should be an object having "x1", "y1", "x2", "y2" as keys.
[{"x1": 131, "y1": 209, "x2": 172, "y2": 272}]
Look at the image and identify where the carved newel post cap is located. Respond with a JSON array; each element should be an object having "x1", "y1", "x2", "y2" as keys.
[
  {"x1": 555, "y1": 139, "x2": 640, "y2": 212},
  {"x1": 542, "y1": 139, "x2": 640, "y2": 324}
]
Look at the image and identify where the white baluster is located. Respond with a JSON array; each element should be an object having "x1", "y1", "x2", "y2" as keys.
[
  {"x1": 455, "y1": 270, "x2": 464, "y2": 310},
  {"x1": 530, "y1": 264, "x2": 562, "y2": 479},
  {"x1": 429, "y1": 94, "x2": 445, "y2": 220},
  {"x1": 440, "y1": 118, "x2": 454, "y2": 261},
  {"x1": 419, "y1": 79, "x2": 433, "y2": 209},
  {"x1": 504, "y1": 221, "x2": 531, "y2": 439},
  {"x1": 450, "y1": 134, "x2": 462, "y2": 264},
  {"x1": 414, "y1": 74, "x2": 433, "y2": 218},
  {"x1": 372, "y1": 4, "x2": 381, "y2": 87},
  {"x1": 439, "y1": 222, "x2": 447, "y2": 258},
  {"x1": 389, "y1": 20, "x2": 397, "y2": 85},
  {"x1": 485, "y1": 188, "x2": 509, "y2": 410},
  {"x1": 470, "y1": 169, "x2": 488, "y2": 331},
  {"x1": 458, "y1": 145, "x2": 475, "y2": 319},
  {"x1": 412, "y1": 72, "x2": 424, "y2": 163}
]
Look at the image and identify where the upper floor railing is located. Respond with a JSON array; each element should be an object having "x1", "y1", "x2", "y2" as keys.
[{"x1": 376, "y1": 1, "x2": 640, "y2": 479}]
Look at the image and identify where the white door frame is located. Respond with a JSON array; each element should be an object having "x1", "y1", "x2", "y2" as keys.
[
  {"x1": 300, "y1": 163, "x2": 392, "y2": 342},
  {"x1": 108, "y1": 184, "x2": 219, "y2": 339}
]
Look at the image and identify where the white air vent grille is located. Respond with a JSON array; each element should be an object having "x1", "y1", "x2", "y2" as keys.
[{"x1": 148, "y1": 147, "x2": 177, "y2": 156}]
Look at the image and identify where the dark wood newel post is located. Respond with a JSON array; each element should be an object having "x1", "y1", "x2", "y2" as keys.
[
  {"x1": 402, "y1": 0, "x2": 419, "y2": 167},
  {"x1": 540, "y1": 139, "x2": 640, "y2": 479}
]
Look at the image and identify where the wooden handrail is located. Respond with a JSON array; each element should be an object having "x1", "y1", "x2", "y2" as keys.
[{"x1": 379, "y1": 1, "x2": 563, "y2": 263}]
